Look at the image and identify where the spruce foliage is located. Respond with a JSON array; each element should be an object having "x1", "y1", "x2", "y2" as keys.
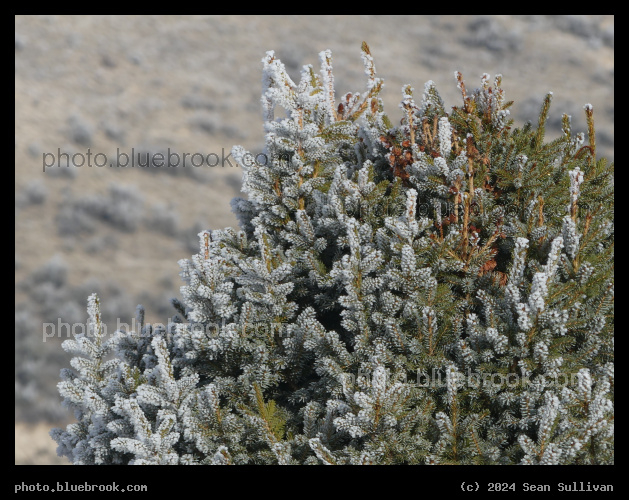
[{"x1": 52, "y1": 44, "x2": 613, "y2": 465}]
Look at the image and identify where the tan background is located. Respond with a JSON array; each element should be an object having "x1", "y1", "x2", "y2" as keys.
[{"x1": 15, "y1": 15, "x2": 613, "y2": 464}]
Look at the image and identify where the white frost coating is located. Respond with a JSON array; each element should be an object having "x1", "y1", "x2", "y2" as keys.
[
  {"x1": 528, "y1": 272, "x2": 548, "y2": 314},
  {"x1": 538, "y1": 392, "x2": 560, "y2": 444},
  {"x1": 543, "y1": 237, "x2": 564, "y2": 279},
  {"x1": 438, "y1": 117, "x2": 452, "y2": 158},
  {"x1": 517, "y1": 303, "x2": 532, "y2": 331},
  {"x1": 86, "y1": 293, "x2": 102, "y2": 338},
  {"x1": 404, "y1": 189, "x2": 420, "y2": 237},
  {"x1": 434, "y1": 156, "x2": 449, "y2": 177},
  {"x1": 568, "y1": 167, "x2": 584, "y2": 210},
  {"x1": 371, "y1": 366, "x2": 387, "y2": 401},
  {"x1": 360, "y1": 47, "x2": 381, "y2": 91},
  {"x1": 308, "y1": 438, "x2": 336, "y2": 465},
  {"x1": 509, "y1": 237, "x2": 529, "y2": 285},
  {"x1": 562, "y1": 216, "x2": 580, "y2": 260},
  {"x1": 576, "y1": 368, "x2": 592, "y2": 402},
  {"x1": 405, "y1": 188, "x2": 417, "y2": 221},
  {"x1": 533, "y1": 341, "x2": 549, "y2": 363},
  {"x1": 454, "y1": 71, "x2": 462, "y2": 88},
  {"x1": 400, "y1": 85, "x2": 415, "y2": 108},
  {"x1": 445, "y1": 363, "x2": 460, "y2": 406},
  {"x1": 420, "y1": 80, "x2": 444, "y2": 115},
  {"x1": 319, "y1": 49, "x2": 336, "y2": 123},
  {"x1": 261, "y1": 51, "x2": 297, "y2": 122}
]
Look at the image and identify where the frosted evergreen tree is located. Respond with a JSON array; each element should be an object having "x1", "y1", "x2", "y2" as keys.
[{"x1": 52, "y1": 43, "x2": 613, "y2": 465}]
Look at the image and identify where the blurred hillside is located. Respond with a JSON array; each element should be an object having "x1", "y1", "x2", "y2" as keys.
[{"x1": 14, "y1": 14, "x2": 613, "y2": 463}]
